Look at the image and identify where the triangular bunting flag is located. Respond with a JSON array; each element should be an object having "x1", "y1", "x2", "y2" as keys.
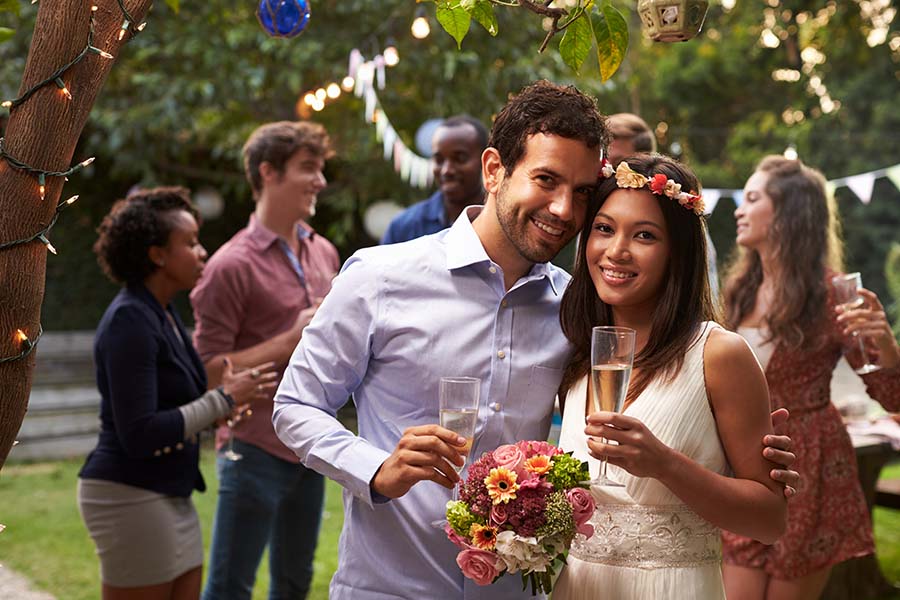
[
  {"x1": 731, "y1": 190, "x2": 743, "y2": 207},
  {"x1": 845, "y1": 173, "x2": 876, "y2": 204},
  {"x1": 885, "y1": 165, "x2": 900, "y2": 193},
  {"x1": 702, "y1": 189, "x2": 721, "y2": 215}
]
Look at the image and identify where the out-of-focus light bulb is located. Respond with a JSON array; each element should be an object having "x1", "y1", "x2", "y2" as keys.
[
  {"x1": 384, "y1": 46, "x2": 399, "y2": 66},
  {"x1": 315, "y1": 88, "x2": 327, "y2": 101},
  {"x1": 411, "y1": 16, "x2": 431, "y2": 39},
  {"x1": 341, "y1": 76, "x2": 355, "y2": 91},
  {"x1": 783, "y1": 145, "x2": 798, "y2": 160},
  {"x1": 326, "y1": 83, "x2": 341, "y2": 99}
]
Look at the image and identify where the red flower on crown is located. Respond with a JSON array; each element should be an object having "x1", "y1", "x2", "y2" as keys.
[{"x1": 649, "y1": 174, "x2": 668, "y2": 195}]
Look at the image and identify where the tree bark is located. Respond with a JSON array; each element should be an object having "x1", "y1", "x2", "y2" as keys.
[{"x1": 0, "y1": 0, "x2": 152, "y2": 469}]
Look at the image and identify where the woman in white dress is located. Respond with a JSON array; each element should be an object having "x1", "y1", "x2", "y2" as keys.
[{"x1": 553, "y1": 154, "x2": 787, "y2": 599}]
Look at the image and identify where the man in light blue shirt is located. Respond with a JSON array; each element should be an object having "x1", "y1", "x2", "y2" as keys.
[{"x1": 273, "y1": 82, "x2": 799, "y2": 599}]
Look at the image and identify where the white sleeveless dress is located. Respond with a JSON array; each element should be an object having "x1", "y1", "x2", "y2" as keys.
[{"x1": 553, "y1": 322, "x2": 728, "y2": 600}]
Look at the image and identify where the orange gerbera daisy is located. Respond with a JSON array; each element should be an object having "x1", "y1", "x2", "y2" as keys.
[
  {"x1": 485, "y1": 467, "x2": 519, "y2": 505},
  {"x1": 469, "y1": 523, "x2": 498, "y2": 550},
  {"x1": 524, "y1": 454, "x2": 552, "y2": 475}
]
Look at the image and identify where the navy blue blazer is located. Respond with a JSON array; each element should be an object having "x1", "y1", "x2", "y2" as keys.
[{"x1": 79, "y1": 283, "x2": 208, "y2": 497}]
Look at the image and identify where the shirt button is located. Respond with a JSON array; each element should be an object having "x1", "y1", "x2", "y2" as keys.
[
  {"x1": 497, "y1": 350, "x2": 506, "y2": 359},
  {"x1": 501, "y1": 300, "x2": 508, "y2": 308},
  {"x1": 489, "y1": 266, "x2": 497, "y2": 274},
  {"x1": 163, "y1": 446, "x2": 172, "y2": 454},
  {"x1": 491, "y1": 402, "x2": 502, "y2": 412}
]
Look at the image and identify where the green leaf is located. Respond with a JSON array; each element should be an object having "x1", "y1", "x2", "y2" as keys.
[
  {"x1": 589, "y1": 2, "x2": 628, "y2": 82},
  {"x1": 470, "y1": 0, "x2": 498, "y2": 36},
  {"x1": 559, "y1": 13, "x2": 592, "y2": 73},
  {"x1": 163, "y1": 0, "x2": 180, "y2": 12},
  {"x1": 436, "y1": 3, "x2": 471, "y2": 49},
  {"x1": 0, "y1": 0, "x2": 20, "y2": 16},
  {"x1": 0, "y1": 27, "x2": 13, "y2": 44}
]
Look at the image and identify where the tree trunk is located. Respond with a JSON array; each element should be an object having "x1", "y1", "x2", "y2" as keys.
[{"x1": 0, "y1": 0, "x2": 152, "y2": 469}]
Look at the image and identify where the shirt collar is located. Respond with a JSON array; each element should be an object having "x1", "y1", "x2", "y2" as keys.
[
  {"x1": 424, "y1": 191, "x2": 447, "y2": 226},
  {"x1": 444, "y1": 206, "x2": 561, "y2": 296},
  {"x1": 247, "y1": 214, "x2": 315, "y2": 249}
]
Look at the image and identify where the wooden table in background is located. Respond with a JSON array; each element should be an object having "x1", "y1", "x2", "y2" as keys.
[{"x1": 822, "y1": 433, "x2": 900, "y2": 600}]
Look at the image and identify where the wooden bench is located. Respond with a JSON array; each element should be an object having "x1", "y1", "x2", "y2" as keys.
[{"x1": 875, "y1": 477, "x2": 900, "y2": 510}]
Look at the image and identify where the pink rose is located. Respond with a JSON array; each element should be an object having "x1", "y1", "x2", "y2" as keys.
[
  {"x1": 457, "y1": 548, "x2": 504, "y2": 586},
  {"x1": 490, "y1": 503, "x2": 508, "y2": 526},
  {"x1": 567, "y1": 487, "x2": 596, "y2": 538},
  {"x1": 518, "y1": 476, "x2": 552, "y2": 492},
  {"x1": 492, "y1": 444, "x2": 525, "y2": 476},
  {"x1": 444, "y1": 522, "x2": 470, "y2": 550},
  {"x1": 516, "y1": 440, "x2": 562, "y2": 458}
]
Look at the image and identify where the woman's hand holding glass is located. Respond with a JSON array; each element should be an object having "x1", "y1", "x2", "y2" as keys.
[
  {"x1": 835, "y1": 287, "x2": 900, "y2": 371},
  {"x1": 218, "y1": 358, "x2": 278, "y2": 461},
  {"x1": 586, "y1": 412, "x2": 675, "y2": 481}
]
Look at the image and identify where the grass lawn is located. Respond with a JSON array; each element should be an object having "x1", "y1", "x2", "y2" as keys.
[
  {"x1": 2, "y1": 455, "x2": 900, "y2": 599},
  {"x1": 0, "y1": 448, "x2": 343, "y2": 600}
]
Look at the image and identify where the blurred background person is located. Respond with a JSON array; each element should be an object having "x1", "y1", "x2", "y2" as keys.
[
  {"x1": 77, "y1": 187, "x2": 275, "y2": 600},
  {"x1": 721, "y1": 156, "x2": 900, "y2": 599},
  {"x1": 380, "y1": 115, "x2": 487, "y2": 244}
]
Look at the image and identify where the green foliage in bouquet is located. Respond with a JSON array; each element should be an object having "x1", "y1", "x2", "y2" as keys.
[{"x1": 546, "y1": 452, "x2": 591, "y2": 490}]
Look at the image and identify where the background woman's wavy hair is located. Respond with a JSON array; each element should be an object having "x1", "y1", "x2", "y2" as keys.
[
  {"x1": 558, "y1": 153, "x2": 719, "y2": 405},
  {"x1": 723, "y1": 156, "x2": 843, "y2": 349}
]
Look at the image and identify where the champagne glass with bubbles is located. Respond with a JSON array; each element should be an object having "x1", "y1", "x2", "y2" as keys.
[
  {"x1": 439, "y1": 377, "x2": 480, "y2": 475},
  {"x1": 587, "y1": 326, "x2": 636, "y2": 487},
  {"x1": 832, "y1": 272, "x2": 881, "y2": 375}
]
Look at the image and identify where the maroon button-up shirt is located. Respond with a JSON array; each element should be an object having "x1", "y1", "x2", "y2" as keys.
[{"x1": 190, "y1": 215, "x2": 340, "y2": 462}]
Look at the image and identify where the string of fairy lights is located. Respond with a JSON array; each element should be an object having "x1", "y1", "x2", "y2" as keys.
[{"x1": 0, "y1": 2, "x2": 142, "y2": 365}]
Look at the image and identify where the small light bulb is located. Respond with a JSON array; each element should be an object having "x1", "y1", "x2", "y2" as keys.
[
  {"x1": 303, "y1": 92, "x2": 316, "y2": 106},
  {"x1": 39, "y1": 235, "x2": 57, "y2": 255},
  {"x1": 311, "y1": 99, "x2": 325, "y2": 112},
  {"x1": 91, "y1": 5, "x2": 99, "y2": 11},
  {"x1": 55, "y1": 78, "x2": 72, "y2": 100},
  {"x1": 326, "y1": 83, "x2": 340, "y2": 99},
  {"x1": 38, "y1": 174, "x2": 46, "y2": 200},
  {"x1": 1, "y1": 100, "x2": 11, "y2": 109},
  {"x1": 79, "y1": 157, "x2": 96, "y2": 168},
  {"x1": 64, "y1": 194, "x2": 79, "y2": 206},
  {"x1": 411, "y1": 16, "x2": 431, "y2": 39},
  {"x1": 341, "y1": 76, "x2": 354, "y2": 92},
  {"x1": 315, "y1": 88, "x2": 327, "y2": 101},
  {"x1": 137, "y1": 22, "x2": 147, "y2": 32},
  {"x1": 383, "y1": 46, "x2": 399, "y2": 66},
  {"x1": 119, "y1": 20, "x2": 130, "y2": 41},
  {"x1": 90, "y1": 46, "x2": 115, "y2": 59},
  {"x1": 15, "y1": 329, "x2": 28, "y2": 344}
]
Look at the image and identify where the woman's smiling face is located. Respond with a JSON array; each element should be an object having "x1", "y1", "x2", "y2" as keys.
[{"x1": 586, "y1": 188, "x2": 671, "y2": 312}]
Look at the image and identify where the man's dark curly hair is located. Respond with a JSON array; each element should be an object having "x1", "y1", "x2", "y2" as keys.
[
  {"x1": 488, "y1": 80, "x2": 610, "y2": 173},
  {"x1": 93, "y1": 187, "x2": 197, "y2": 285}
]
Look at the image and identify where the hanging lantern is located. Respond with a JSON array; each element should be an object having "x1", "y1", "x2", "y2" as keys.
[
  {"x1": 257, "y1": 0, "x2": 311, "y2": 38},
  {"x1": 637, "y1": 0, "x2": 709, "y2": 42}
]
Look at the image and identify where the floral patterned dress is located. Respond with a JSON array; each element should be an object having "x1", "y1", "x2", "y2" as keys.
[{"x1": 722, "y1": 288, "x2": 900, "y2": 579}]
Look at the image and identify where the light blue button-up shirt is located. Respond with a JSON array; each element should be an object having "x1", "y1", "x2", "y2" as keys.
[{"x1": 274, "y1": 207, "x2": 573, "y2": 600}]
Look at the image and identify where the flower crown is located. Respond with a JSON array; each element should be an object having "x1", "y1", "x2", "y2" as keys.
[{"x1": 598, "y1": 159, "x2": 705, "y2": 216}]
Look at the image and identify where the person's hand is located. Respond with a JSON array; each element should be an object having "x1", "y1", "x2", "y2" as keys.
[
  {"x1": 764, "y1": 408, "x2": 799, "y2": 498},
  {"x1": 371, "y1": 425, "x2": 468, "y2": 499},
  {"x1": 294, "y1": 298, "x2": 323, "y2": 337},
  {"x1": 584, "y1": 412, "x2": 674, "y2": 480},
  {"x1": 836, "y1": 288, "x2": 900, "y2": 370},
  {"x1": 221, "y1": 357, "x2": 278, "y2": 406}
]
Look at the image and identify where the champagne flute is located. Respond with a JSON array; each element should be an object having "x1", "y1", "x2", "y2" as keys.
[
  {"x1": 832, "y1": 272, "x2": 881, "y2": 375},
  {"x1": 439, "y1": 376, "x2": 480, "y2": 475},
  {"x1": 587, "y1": 326, "x2": 635, "y2": 487},
  {"x1": 222, "y1": 407, "x2": 252, "y2": 462}
]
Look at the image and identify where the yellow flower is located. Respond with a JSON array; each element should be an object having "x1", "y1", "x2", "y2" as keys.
[
  {"x1": 469, "y1": 523, "x2": 499, "y2": 550},
  {"x1": 524, "y1": 454, "x2": 552, "y2": 475},
  {"x1": 484, "y1": 467, "x2": 519, "y2": 505},
  {"x1": 615, "y1": 161, "x2": 649, "y2": 189}
]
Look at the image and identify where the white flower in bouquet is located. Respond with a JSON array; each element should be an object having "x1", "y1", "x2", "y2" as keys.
[{"x1": 495, "y1": 531, "x2": 552, "y2": 573}]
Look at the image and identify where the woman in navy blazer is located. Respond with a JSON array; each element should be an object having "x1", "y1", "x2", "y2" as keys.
[{"x1": 78, "y1": 188, "x2": 276, "y2": 600}]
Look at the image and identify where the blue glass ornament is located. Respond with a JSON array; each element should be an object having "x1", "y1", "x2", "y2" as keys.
[{"x1": 257, "y1": 0, "x2": 311, "y2": 38}]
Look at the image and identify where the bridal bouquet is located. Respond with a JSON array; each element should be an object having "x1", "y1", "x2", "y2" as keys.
[{"x1": 444, "y1": 440, "x2": 595, "y2": 595}]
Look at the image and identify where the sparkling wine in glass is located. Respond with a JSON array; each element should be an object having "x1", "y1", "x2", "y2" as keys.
[
  {"x1": 831, "y1": 272, "x2": 881, "y2": 375},
  {"x1": 439, "y1": 376, "x2": 480, "y2": 474},
  {"x1": 222, "y1": 407, "x2": 252, "y2": 462},
  {"x1": 587, "y1": 326, "x2": 635, "y2": 487}
]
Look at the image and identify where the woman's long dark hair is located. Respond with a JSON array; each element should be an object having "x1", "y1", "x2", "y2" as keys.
[
  {"x1": 558, "y1": 153, "x2": 720, "y2": 405},
  {"x1": 723, "y1": 156, "x2": 843, "y2": 349}
]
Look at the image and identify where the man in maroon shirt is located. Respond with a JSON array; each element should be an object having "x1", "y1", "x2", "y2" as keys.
[{"x1": 191, "y1": 121, "x2": 340, "y2": 600}]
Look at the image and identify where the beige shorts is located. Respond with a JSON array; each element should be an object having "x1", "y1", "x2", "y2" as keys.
[{"x1": 77, "y1": 478, "x2": 203, "y2": 587}]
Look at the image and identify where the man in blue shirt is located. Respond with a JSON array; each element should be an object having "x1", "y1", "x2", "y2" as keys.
[
  {"x1": 381, "y1": 115, "x2": 488, "y2": 244},
  {"x1": 273, "y1": 82, "x2": 798, "y2": 599}
]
